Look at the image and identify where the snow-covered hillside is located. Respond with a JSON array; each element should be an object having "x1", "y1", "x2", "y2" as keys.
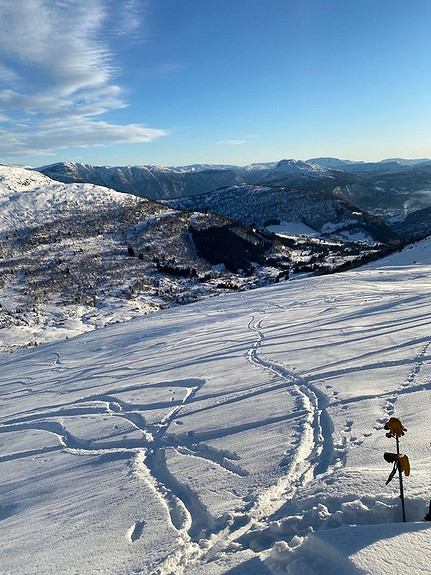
[
  {"x1": 166, "y1": 184, "x2": 397, "y2": 245},
  {"x1": 0, "y1": 165, "x2": 139, "y2": 230},
  {"x1": 1, "y1": 237, "x2": 430, "y2": 574},
  {"x1": 0, "y1": 165, "x2": 175, "y2": 348},
  {"x1": 0, "y1": 165, "x2": 295, "y2": 350}
]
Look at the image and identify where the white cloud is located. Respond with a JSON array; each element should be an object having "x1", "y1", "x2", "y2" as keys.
[
  {"x1": 114, "y1": 0, "x2": 145, "y2": 36},
  {"x1": 0, "y1": 0, "x2": 166, "y2": 158},
  {"x1": 216, "y1": 139, "x2": 247, "y2": 146},
  {"x1": 0, "y1": 120, "x2": 166, "y2": 158},
  {"x1": 0, "y1": 64, "x2": 18, "y2": 83}
]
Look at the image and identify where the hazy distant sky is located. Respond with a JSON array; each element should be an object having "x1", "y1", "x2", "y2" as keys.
[{"x1": 1, "y1": 0, "x2": 430, "y2": 167}]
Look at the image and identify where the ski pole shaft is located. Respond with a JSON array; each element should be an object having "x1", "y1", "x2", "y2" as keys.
[{"x1": 396, "y1": 436, "x2": 406, "y2": 522}]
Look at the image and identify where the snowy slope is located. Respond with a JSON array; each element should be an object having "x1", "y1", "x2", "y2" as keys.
[
  {"x1": 0, "y1": 165, "x2": 137, "y2": 230},
  {"x1": 1, "y1": 238, "x2": 431, "y2": 574},
  {"x1": 0, "y1": 165, "x2": 294, "y2": 350}
]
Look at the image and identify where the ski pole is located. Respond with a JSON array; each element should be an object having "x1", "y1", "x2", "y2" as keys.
[
  {"x1": 383, "y1": 417, "x2": 409, "y2": 523},
  {"x1": 396, "y1": 435, "x2": 406, "y2": 522}
]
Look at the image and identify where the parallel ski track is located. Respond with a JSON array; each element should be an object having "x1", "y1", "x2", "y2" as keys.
[{"x1": 247, "y1": 315, "x2": 334, "y2": 488}]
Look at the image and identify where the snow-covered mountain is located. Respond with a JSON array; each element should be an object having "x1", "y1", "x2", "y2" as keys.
[
  {"x1": 253, "y1": 159, "x2": 360, "y2": 196},
  {"x1": 166, "y1": 184, "x2": 398, "y2": 244},
  {"x1": 259, "y1": 159, "x2": 334, "y2": 184},
  {"x1": 309, "y1": 157, "x2": 431, "y2": 171},
  {"x1": 37, "y1": 161, "x2": 246, "y2": 200},
  {"x1": 306, "y1": 156, "x2": 361, "y2": 169},
  {"x1": 0, "y1": 166, "x2": 294, "y2": 350},
  {"x1": 1, "y1": 236, "x2": 431, "y2": 574},
  {"x1": 169, "y1": 161, "x2": 277, "y2": 176},
  {"x1": 380, "y1": 157, "x2": 431, "y2": 166},
  {"x1": 339, "y1": 160, "x2": 431, "y2": 176},
  {"x1": 36, "y1": 159, "x2": 431, "y2": 230}
]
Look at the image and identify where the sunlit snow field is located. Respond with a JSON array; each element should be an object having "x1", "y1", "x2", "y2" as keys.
[{"x1": 1, "y1": 239, "x2": 431, "y2": 574}]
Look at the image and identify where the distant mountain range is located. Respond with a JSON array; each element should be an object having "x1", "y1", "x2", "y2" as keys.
[
  {"x1": 37, "y1": 157, "x2": 431, "y2": 220},
  {"x1": 37, "y1": 157, "x2": 431, "y2": 241},
  {"x1": 35, "y1": 161, "x2": 264, "y2": 200}
]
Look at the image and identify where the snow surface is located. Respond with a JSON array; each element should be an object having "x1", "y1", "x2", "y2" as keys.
[
  {"x1": 266, "y1": 221, "x2": 319, "y2": 238},
  {"x1": 0, "y1": 165, "x2": 133, "y2": 231},
  {"x1": 1, "y1": 238, "x2": 431, "y2": 574}
]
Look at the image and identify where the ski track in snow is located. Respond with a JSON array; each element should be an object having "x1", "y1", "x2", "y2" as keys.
[
  {"x1": 2, "y1": 259, "x2": 431, "y2": 573},
  {"x1": 247, "y1": 315, "x2": 336, "y2": 482},
  {"x1": 224, "y1": 318, "x2": 336, "y2": 534},
  {"x1": 186, "y1": 319, "x2": 431, "y2": 569},
  {"x1": 0, "y1": 312, "x2": 342, "y2": 574},
  {"x1": 0, "y1": 373, "x2": 254, "y2": 574},
  {"x1": 153, "y1": 314, "x2": 339, "y2": 572}
]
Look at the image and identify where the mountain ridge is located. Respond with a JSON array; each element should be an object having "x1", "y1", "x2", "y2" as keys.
[{"x1": 36, "y1": 158, "x2": 431, "y2": 223}]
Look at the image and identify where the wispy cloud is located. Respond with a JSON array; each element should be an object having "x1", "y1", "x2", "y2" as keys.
[
  {"x1": 0, "y1": 0, "x2": 166, "y2": 159},
  {"x1": 113, "y1": 0, "x2": 146, "y2": 36},
  {"x1": 0, "y1": 64, "x2": 18, "y2": 84},
  {"x1": 216, "y1": 139, "x2": 247, "y2": 146}
]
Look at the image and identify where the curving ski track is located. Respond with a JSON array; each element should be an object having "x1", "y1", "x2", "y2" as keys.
[
  {"x1": 152, "y1": 314, "x2": 337, "y2": 573},
  {"x1": 0, "y1": 372, "x2": 254, "y2": 575},
  {"x1": 247, "y1": 315, "x2": 335, "y2": 485}
]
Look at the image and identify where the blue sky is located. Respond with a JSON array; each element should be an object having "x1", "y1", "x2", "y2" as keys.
[{"x1": 1, "y1": 0, "x2": 430, "y2": 167}]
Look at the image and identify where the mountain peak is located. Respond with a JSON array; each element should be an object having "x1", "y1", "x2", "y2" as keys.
[
  {"x1": 276, "y1": 158, "x2": 330, "y2": 174},
  {"x1": 258, "y1": 159, "x2": 331, "y2": 185}
]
